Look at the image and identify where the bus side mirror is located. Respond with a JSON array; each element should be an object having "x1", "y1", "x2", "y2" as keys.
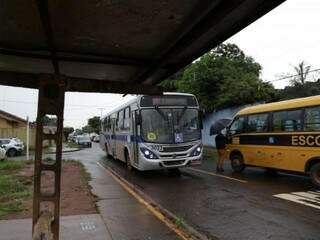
[
  {"x1": 226, "y1": 127, "x2": 230, "y2": 136},
  {"x1": 135, "y1": 111, "x2": 142, "y2": 126},
  {"x1": 199, "y1": 109, "x2": 204, "y2": 130}
]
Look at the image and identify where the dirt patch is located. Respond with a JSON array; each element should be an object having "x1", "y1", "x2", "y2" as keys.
[{"x1": 1, "y1": 161, "x2": 97, "y2": 220}]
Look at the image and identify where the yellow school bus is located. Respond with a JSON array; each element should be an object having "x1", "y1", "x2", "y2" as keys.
[{"x1": 226, "y1": 95, "x2": 320, "y2": 187}]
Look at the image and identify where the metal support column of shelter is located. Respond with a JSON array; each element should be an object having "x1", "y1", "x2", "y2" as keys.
[{"x1": 32, "y1": 75, "x2": 65, "y2": 240}]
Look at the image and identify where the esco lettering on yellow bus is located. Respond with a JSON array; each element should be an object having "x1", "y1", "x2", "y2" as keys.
[
  {"x1": 306, "y1": 136, "x2": 314, "y2": 146},
  {"x1": 299, "y1": 135, "x2": 306, "y2": 145},
  {"x1": 292, "y1": 135, "x2": 320, "y2": 146},
  {"x1": 291, "y1": 136, "x2": 298, "y2": 146}
]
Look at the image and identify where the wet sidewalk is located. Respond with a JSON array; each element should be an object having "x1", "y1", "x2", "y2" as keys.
[
  {"x1": 78, "y1": 149, "x2": 179, "y2": 240},
  {"x1": 0, "y1": 214, "x2": 112, "y2": 240},
  {"x1": 1, "y1": 144, "x2": 180, "y2": 240}
]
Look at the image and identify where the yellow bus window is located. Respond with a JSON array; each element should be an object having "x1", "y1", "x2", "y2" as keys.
[
  {"x1": 273, "y1": 110, "x2": 302, "y2": 132},
  {"x1": 229, "y1": 117, "x2": 245, "y2": 135},
  {"x1": 247, "y1": 114, "x2": 268, "y2": 132},
  {"x1": 304, "y1": 106, "x2": 320, "y2": 131}
]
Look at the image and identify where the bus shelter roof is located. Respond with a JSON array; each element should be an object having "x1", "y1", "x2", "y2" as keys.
[{"x1": 0, "y1": 0, "x2": 285, "y2": 95}]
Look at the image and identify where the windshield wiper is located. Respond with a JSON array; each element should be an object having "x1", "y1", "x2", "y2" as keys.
[
  {"x1": 177, "y1": 106, "x2": 188, "y2": 124},
  {"x1": 154, "y1": 106, "x2": 167, "y2": 120}
]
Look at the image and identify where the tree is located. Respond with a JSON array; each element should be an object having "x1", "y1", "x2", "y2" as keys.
[
  {"x1": 43, "y1": 115, "x2": 57, "y2": 126},
  {"x1": 82, "y1": 116, "x2": 101, "y2": 134},
  {"x1": 277, "y1": 79, "x2": 320, "y2": 100},
  {"x1": 291, "y1": 61, "x2": 311, "y2": 86},
  {"x1": 63, "y1": 127, "x2": 74, "y2": 142},
  {"x1": 175, "y1": 43, "x2": 275, "y2": 111},
  {"x1": 157, "y1": 68, "x2": 184, "y2": 91}
]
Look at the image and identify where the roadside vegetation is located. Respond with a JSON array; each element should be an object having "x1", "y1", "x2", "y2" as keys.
[
  {"x1": 203, "y1": 147, "x2": 217, "y2": 161},
  {"x1": 67, "y1": 141, "x2": 80, "y2": 149},
  {"x1": 0, "y1": 159, "x2": 95, "y2": 219},
  {"x1": 0, "y1": 161, "x2": 32, "y2": 217},
  {"x1": 174, "y1": 215, "x2": 191, "y2": 236},
  {"x1": 159, "y1": 43, "x2": 320, "y2": 113}
]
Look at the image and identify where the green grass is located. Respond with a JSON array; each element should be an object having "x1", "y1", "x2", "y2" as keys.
[
  {"x1": 67, "y1": 141, "x2": 80, "y2": 149},
  {"x1": 174, "y1": 216, "x2": 191, "y2": 236},
  {"x1": 64, "y1": 160, "x2": 91, "y2": 182},
  {"x1": 0, "y1": 202, "x2": 24, "y2": 217},
  {"x1": 0, "y1": 174, "x2": 31, "y2": 217},
  {"x1": 203, "y1": 146, "x2": 218, "y2": 161},
  {"x1": 0, "y1": 161, "x2": 26, "y2": 170}
]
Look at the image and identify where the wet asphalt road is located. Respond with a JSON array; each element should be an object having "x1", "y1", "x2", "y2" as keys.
[{"x1": 36, "y1": 143, "x2": 320, "y2": 240}]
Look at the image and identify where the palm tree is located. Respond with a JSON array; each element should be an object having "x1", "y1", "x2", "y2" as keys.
[{"x1": 291, "y1": 61, "x2": 311, "y2": 85}]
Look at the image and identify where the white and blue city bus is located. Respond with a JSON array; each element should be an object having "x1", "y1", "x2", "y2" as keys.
[{"x1": 100, "y1": 93, "x2": 203, "y2": 171}]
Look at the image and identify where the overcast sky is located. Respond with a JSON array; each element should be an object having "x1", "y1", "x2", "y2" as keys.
[{"x1": 1, "y1": 0, "x2": 319, "y2": 128}]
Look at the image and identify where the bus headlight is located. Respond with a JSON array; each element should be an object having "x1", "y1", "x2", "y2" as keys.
[
  {"x1": 190, "y1": 145, "x2": 202, "y2": 157},
  {"x1": 140, "y1": 147, "x2": 159, "y2": 159}
]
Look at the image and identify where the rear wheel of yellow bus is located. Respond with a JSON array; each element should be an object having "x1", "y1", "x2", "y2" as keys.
[{"x1": 310, "y1": 163, "x2": 320, "y2": 188}]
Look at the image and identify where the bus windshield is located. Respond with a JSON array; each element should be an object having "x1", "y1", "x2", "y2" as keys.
[{"x1": 141, "y1": 108, "x2": 200, "y2": 144}]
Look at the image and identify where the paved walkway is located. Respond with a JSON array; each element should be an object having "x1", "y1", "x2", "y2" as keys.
[
  {"x1": 1, "y1": 144, "x2": 179, "y2": 240},
  {"x1": 0, "y1": 214, "x2": 111, "y2": 240},
  {"x1": 74, "y1": 145, "x2": 179, "y2": 240}
]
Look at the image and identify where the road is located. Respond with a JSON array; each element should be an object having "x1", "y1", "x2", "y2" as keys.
[{"x1": 48, "y1": 143, "x2": 320, "y2": 240}]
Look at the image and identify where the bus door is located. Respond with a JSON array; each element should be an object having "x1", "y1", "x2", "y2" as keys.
[
  {"x1": 132, "y1": 110, "x2": 139, "y2": 165},
  {"x1": 111, "y1": 118, "x2": 117, "y2": 157}
]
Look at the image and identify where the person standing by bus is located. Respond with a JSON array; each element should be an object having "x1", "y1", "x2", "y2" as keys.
[{"x1": 215, "y1": 131, "x2": 227, "y2": 172}]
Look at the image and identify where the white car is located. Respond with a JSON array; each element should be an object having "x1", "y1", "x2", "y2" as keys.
[
  {"x1": 0, "y1": 146, "x2": 6, "y2": 161},
  {"x1": 0, "y1": 138, "x2": 25, "y2": 157}
]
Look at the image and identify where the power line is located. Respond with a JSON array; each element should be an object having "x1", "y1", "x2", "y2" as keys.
[{"x1": 267, "y1": 68, "x2": 320, "y2": 83}]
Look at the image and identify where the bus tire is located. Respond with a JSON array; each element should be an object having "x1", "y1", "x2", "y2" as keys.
[
  {"x1": 125, "y1": 149, "x2": 132, "y2": 171},
  {"x1": 105, "y1": 144, "x2": 111, "y2": 158},
  {"x1": 230, "y1": 153, "x2": 245, "y2": 173},
  {"x1": 310, "y1": 163, "x2": 320, "y2": 188}
]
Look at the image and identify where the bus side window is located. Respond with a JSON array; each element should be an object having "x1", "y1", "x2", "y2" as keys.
[
  {"x1": 304, "y1": 106, "x2": 320, "y2": 131},
  {"x1": 229, "y1": 117, "x2": 245, "y2": 135},
  {"x1": 247, "y1": 114, "x2": 268, "y2": 133},
  {"x1": 273, "y1": 110, "x2": 302, "y2": 132},
  {"x1": 118, "y1": 110, "x2": 124, "y2": 131},
  {"x1": 124, "y1": 107, "x2": 131, "y2": 130},
  {"x1": 103, "y1": 118, "x2": 108, "y2": 132}
]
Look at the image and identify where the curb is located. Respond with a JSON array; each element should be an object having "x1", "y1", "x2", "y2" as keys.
[
  {"x1": 99, "y1": 161, "x2": 215, "y2": 240},
  {"x1": 45, "y1": 148, "x2": 82, "y2": 154}
]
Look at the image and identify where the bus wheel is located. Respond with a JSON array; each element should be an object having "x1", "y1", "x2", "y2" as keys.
[
  {"x1": 231, "y1": 154, "x2": 245, "y2": 173},
  {"x1": 310, "y1": 163, "x2": 320, "y2": 188},
  {"x1": 125, "y1": 150, "x2": 132, "y2": 171}
]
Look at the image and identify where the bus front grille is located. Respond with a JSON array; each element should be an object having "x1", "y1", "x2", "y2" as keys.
[
  {"x1": 161, "y1": 145, "x2": 193, "y2": 152},
  {"x1": 163, "y1": 160, "x2": 185, "y2": 166}
]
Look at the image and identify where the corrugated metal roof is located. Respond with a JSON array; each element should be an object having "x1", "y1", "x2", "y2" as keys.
[{"x1": 0, "y1": 0, "x2": 285, "y2": 94}]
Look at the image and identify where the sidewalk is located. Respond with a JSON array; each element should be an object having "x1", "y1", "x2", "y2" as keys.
[
  {"x1": 0, "y1": 214, "x2": 112, "y2": 240},
  {"x1": 0, "y1": 145, "x2": 180, "y2": 240},
  {"x1": 79, "y1": 153, "x2": 179, "y2": 240}
]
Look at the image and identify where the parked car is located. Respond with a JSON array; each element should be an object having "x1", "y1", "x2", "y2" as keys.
[
  {"x1": 89, "y1": 133, "x2": 98, "y2": 141},
  {"x1": 0, "y1": 138, "x2": 25, "y2": 157},
  {"x1": 0, "y1": 146, "x2": 6, "y2": 161},
  {"x1": 76, "y1": 135, "x2": 92, "y2": 148},
  {"x1": 93, "y1": 135, "x2": 100, "y2": 143}
]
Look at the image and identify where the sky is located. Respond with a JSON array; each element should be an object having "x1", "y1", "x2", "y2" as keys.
[{"x1": 1, "y1": 0, "x2": 320, "y2": 128}]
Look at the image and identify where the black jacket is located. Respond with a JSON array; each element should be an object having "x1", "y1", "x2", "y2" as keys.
[{"x1": 215, "y1": 133, "x2": 227, "y2": 149}]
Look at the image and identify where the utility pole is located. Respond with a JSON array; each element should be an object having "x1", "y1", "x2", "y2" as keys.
[
  {"x1": 98, "y1": 108, "x2": 105, "y2": 118},
  {"x1": 26, "y1": 116, "x2": 29, "y2": 160}
]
